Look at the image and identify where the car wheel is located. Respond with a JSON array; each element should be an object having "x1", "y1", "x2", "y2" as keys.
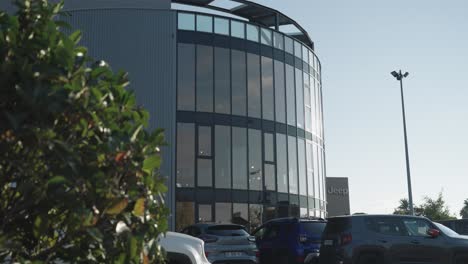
[{"x1": 357, "y1": 253, "x2": 381, "y2": 264}]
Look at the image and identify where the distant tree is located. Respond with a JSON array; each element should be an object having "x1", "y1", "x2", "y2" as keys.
[
  {"x1": 460, "y1": 199, "x2": 468, "y2": 219},
  {"x1": 394, "y1": 193, "x2": 456, "y2": 221},
  {"x1": 0, "y1": 1, "x2": 168, "y2": 263}
]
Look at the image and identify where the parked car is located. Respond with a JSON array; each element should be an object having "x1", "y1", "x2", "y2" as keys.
[
  {"x1": 319, "y1": 214, "x2": 468, "y2": 264},
  {"x1": 252, "y1": 217, "x2": 327, "y2": 264},
  {"x1": 181, "y1": 223, "x2": 259, "y2": 264},
  {"x1": 158, "y1": 231, "x2": 211, "y2": 264}
]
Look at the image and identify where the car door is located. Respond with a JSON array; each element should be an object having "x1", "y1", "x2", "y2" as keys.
[
  {"x1": 253, "y1": 225, "x2": 273, "y2": 263},
  {"x1": 401, "y1": 218, "x2": 449, "y2": 264}
]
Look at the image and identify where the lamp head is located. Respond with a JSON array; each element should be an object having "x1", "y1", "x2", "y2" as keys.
[
  {"x1": 391, "y1": 71, "x2": 399, "y2": 78},
  {"x1": 403, "y1": 72, "x2": 409, "y2": 78}
]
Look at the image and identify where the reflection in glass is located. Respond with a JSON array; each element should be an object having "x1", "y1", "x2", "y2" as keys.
[
  {"x1": 273, "y1": 32, "x2": 284, "y2": 50},
  {"x1": 304, "y1": 74, "x2": 311, "y2": 132},
  {"x1": 214, "y1": 17, "x2": 229, "y2": 35},
  {"x1": 311, "y1": 78, "x2": 317, "y2": 135},
  {"x1": 246, "y1": 24, "x2": 259, "y2": 42},
  {"x1": 198, "y1": 204, "x2": 212, "y2": 222},
  {"x1": 264, "y1": 206, "x2": 276, "y2": 222},
  {"x1": 196, "y1": 45, "x2": 213, "y2": 112},
  {"x1": 296, "y1": 69, "x2": 304, "y2": 129},
  {"x1": 232, "y1": 50, "x2": 246, "y2": 116},
  {"x1": 248, "y1": 129, "x2": 262, "y2": 191},
  {"x1": 196, "y1": 15, "x2": 212, "y2": 33},
  {"x1": 249, "y1": 204, "x2": 263, "y2": 231},
  {"x1": 177, "y1": 43, "x2": 195, "y2": 111},
  {"x1": 215, "y1": 47, "x2": 230, "y2": 114},
  {"x1": 178, "y1": 13, "x2": 195, "y2": 31},
  {"x1": 288, "y1": 136, "x2": 298, "y2": 194},
  {"x1": 313, "y1": 144, "x2": 320, "y2": 201},
  {"x1": 215, "y1": 126, "x2": 231, "y2": 189},
  {"x1": 247, "y1": 53, "x2": 261, "y2": 118},
  {"x1": 261, "y1": 28, "x2": 272, "y2": 46},
  {"x1": 176, "y1": 202, "x2": 194, "y2": 231},
  {"x1": 261, "y1": 57, "x2": 274, "y2": 121},
  {"x1": 264, "y1": 133, "x2": 274, "y2": 162},
  {"x1": 231, "y1": 20, "x2": 245, "y2": 39},
  {"x1": 286, "y1": 64, "x2": 296, "y2": 126},
  {"x1": 264, "y1": 164, "x2": 275, "y2": 191},
  {"x1": 303, "y1": 45, "x2": 309, "y2": 64},
  {"x1": 197, "y1": 159, "x2": 212, "y2": 187},
  {"x1": 177, "y1": 123, "x2": 195, "y2": 187},
  {"x1": 274, "y1": 61, "x2": 286, "y2": 123},
  {"x1": 284, "y1": 36, "x2": 293, "y2": 54},
  {"x1": 300, "y1": 207, "x2": 308, "y2": 218},
  {"x1": 233, "y1": 203, "x2": 248, "y2": 226},
  {"x1": 294, "y1": 41, "x2": 302, "y2": 59},
  {"x1": 276, "y1": 133, "x2": 288, "y2": 193},
  {"x1": 298, "y1": 139, "x2": 307, "y2": 196},
  {"x1": 306, "y1": 141, "x2": 314, "y2": 199},
  {"x1": 198, "y1": 126, "x2": 211, "y2": 157},
  {"x1": 216, "y1": 203, "x2": 232, "y2": 223},
  {"x1": 233, "y1": 127, "x2": 247, "y2": 189}
]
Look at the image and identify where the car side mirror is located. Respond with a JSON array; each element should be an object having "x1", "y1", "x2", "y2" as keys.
[{"x1": 427, "y1": 228, "x2": 440, "y2": 238}]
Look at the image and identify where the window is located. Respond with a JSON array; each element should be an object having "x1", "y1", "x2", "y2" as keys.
[
  {"x1": 231, "y1": 20, "x2": 245, "y2": 38},
  {"x1": 304, "y1": 74, "x2": 312, "y2": 132},
  {"x1": 198, "y1": 126, "x2": 211, "y2": 157},
  {"x1": 274, "y1": 61, "x2": 286, "y2": 123},
  {"x1": 196, "y1": 15, "x2": 212, "y2": 33},
  {"x1": 276, "y1": 133, "x2": 288, "y2": 193},
  {"x1": 261, "y1": 28, "x2": 272, "y2": 46},
  {"x1": 264, "y1": 133, "x2": 274, "y2": 162},
  {"x1": 288, "y1": 136, "x2": 298, "y2": 194},
  {"x1": 284, "y1": 36, "x2": 293, "y2": 54},
  {"x1": 313, "y1": 145, "x2": 320, "y2": 200},
  {"x1": 177, "y1": 43, "x2": 195, "y2": 111},
  {"x1": 177, "y1": 123, "x2": 195, "y2": 187},
  {"x1": 306, "y1": 141, "x2": 314, "y2": 198},
  {"x1": 294, "y1": 41, "x2": 302, "y2": 59},
  {"x1": 214, "y1": 17, "x2": 229, "y2": 35},
  {"x1": 176, "y1": 202, "x2": 194, "y2": 231},
  {"x1": 198, "y1": 204, "x2": 212, "y2": 222},
  {"x1": 215, "y1": 47, "x2": 230, "y2": 114},
  {"x1": 233, "y1": 203, "x2": 248, "y2": 226},
  {"x1": 178, "y1": 13, "x2": 195, "y2": 31},
  {"x1": 286, "y1": 65, "x2": 296, "y2": 126},
  {"x1": 232, "y1": 50, "x2": 246, "y2": 116},
  {"x1": 262, "y1": 56, "x2": 274, "y2": 121},
  {"x1": 249, "y1": 204, "x2": 263, "y2": 231},
  {"x1": 233, "y1": 127, "x2": 247, "y2": 189},
  {"x1": 196, "y1": 45, "x2": 213, "y2": 112},
  {"x1": 215, "y1": 126, "x2": 231, "y2": 189},
  {"x1": 215, "y1": 203, "x2": 232, "y2": 223},
  {"x1": 298, "y1": 139, "x2": 307, "y2": 196},
  {"x1": 303, "y1": 45, "x2": 309, "y2": 64},
  {"x1": 249, "y1": 129, "x2": 262, "y2": 191},
  {"x1": 311, "y1": 78, "x2": 317, "y2": 135},
  {"x1": 296, "y1": 69, "x2": 304, "y2": 129},
  {"x1": 273, "y1": 32, "x2": 284, "y2": 50},
  {"x1": 246, "y1": 24, "x2": 259, "y2": 42},
  {"x1": 300, "y1": 207, "x2": 308, "y2": 218},
  {"x1": 197, "y1": 159, "x2": 212, "y2": 187},
  {"x1": 402, "y1": 219, "x2": 432, "y2": 237},
  {"x1": 247, "y1": 53, "x2": 261, "y2": 118},
  {"x1": 264, "y1": 164, "x2": 275, "y2": 191},
  {"x1": 365, "y1": 217, "x2": 406, "y2": 236}
]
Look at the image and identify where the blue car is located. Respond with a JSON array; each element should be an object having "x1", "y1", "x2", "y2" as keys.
[{"x1": 252, "y1": 217, "x2": 326, "y2": 264}]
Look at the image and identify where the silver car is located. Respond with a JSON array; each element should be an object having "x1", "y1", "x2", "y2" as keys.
[{"x1": 181, "y1": 223, "x2": 259, "y2": 264}]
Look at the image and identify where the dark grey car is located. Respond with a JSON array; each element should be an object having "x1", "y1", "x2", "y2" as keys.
[
  {"x1": 181, "y1": 223, "x2": 259, "y2": 264},
  {"x1": 318, "y1": 214, "x2": 468, "y2": 264}
]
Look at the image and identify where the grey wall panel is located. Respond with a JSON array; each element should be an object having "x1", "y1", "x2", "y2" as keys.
[{"x1": 63, "y1": 9, "x2": 177, "y2": 230}]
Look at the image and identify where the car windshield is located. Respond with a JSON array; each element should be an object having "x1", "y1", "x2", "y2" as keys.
[
  {"x1": 300, "y1": 222, "x2": 326, "y2": 235},
  {"x1": 324, "y1": 217, "x2": 352, "y2": 234},
  {"x1": 435, "y1": 223, "x2": 460, "y2": 237},
  {"x1": 206, "y1": 225, "x2": 249, "y2": 236}
]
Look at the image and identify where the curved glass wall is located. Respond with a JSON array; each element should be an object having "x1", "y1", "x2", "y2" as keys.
[{"x1": 175, "y1": 11, "x2": 326, "y2": 231}]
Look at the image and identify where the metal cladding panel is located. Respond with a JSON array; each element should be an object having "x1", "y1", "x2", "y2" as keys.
[{"x1": 63, "y1": 9, "x2": 177, "y2": 229}]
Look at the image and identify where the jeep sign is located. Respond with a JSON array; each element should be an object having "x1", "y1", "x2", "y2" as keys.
[{"x1": 326, "y1": 177, "x2": 350, "y2": 217}]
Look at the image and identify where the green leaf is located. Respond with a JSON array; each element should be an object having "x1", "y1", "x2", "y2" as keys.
[
  {"x1": 47, "y1": 176, "x2": 67, "y2": 186},
  {"x1": 69, "y1": 30, "x2": 82, "y2": 44},
  {"x1": 33, "y1": 215, "x2": 48, "y2": 238},
  {"x1": 105, "y1": 198, "x2": 128, "y2": 215},
  {"x1": 133, "y1": 198, "x2": 145, "y2": 217},
  {"x1": 130, "y1": 124, "x2": 143, "y2": 143},
  {"x1": 142, "y1": 155, "x2": 161, "y2": 174}
]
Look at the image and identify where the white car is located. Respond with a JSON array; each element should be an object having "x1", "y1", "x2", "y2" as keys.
[{"x1": 159, "y1": 231, "x2": 211, "y2": 264}]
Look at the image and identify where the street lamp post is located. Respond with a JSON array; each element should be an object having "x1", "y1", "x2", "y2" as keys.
[{"x1": 391, "y1": 70, "x2": 414, "y2": 216}]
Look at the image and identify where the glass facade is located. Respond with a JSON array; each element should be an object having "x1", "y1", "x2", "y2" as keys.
[{"x1": 176, "y1": 12, "x2": 326, "y2": 230}]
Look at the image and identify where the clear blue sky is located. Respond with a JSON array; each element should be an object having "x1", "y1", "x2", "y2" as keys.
[{"x1": 257, "y1": 0, "x2": 468, "y2": 216}]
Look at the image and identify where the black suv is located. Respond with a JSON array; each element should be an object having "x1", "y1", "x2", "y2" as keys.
[{"x1": 319, "y1": 214, "x2": 468, "y2": 264}]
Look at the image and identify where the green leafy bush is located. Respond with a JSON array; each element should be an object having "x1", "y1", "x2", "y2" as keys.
[{"x1": 0, "y1": 1, "x2": 168, "y2": 263}]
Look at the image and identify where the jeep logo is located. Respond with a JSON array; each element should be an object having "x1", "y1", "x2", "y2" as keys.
[{"x1": 328, "y1": 187, "x2": 349, "y2": 196}]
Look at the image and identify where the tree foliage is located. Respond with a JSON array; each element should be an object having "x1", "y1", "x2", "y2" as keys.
[
  {"x1": 393, "y1": 192, "x2": 456, "y2": 221},
  {"x1": 0, "y1": 1, "x2": 168, "y2": 263},
  {"x1": 460, "y1": 199, "x2": 468, "y2": 219}
]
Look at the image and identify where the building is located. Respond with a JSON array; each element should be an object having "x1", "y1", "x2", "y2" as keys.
[
  {"x1": 326, "y1": 177, "x2": 350, "y2": 217},
  {"x1": 1, "y1": 0, "x2": 327, "y2": 231}
]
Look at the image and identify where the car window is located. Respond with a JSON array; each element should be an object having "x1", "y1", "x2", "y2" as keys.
[
  {"x1": 191, "y1": 226, "x2": 201, "y2": 237},
  {"x1": 263, "y1": 224, "x2": 280, "y2": 240},
  {"x1": 435, "y1": 223, "x2": 459, "y2": 237},
  {"x1": 402, "y1": 219, "x2": 432, "y2": 237},
  {"x1": 365, "y1": 217, "x2": 407, "y2": 236},
  {"x1": 253, "y1": 226, "x2": 267, "y2": 240},
  {"x1": 206, "y1": 225, "x2": 249, "y2": 236},
  {"x1": 300, "y1": 222, "x2": 326, "y2": 235}
]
